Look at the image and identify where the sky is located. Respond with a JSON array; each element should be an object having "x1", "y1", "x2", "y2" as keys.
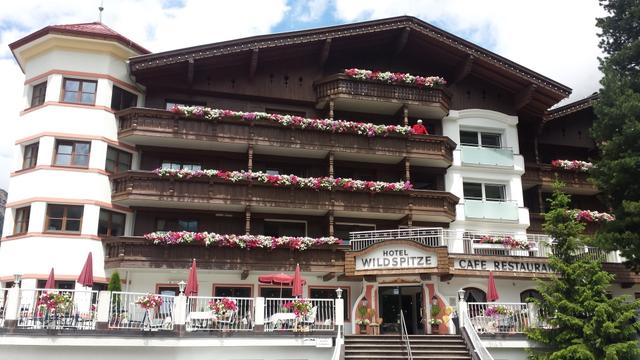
[{"x1": 0, "y1": 0, "x2": 606, "y2": 191}]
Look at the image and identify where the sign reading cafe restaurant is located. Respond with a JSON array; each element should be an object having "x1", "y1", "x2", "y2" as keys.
[
  {"x1": 454, "y1": 258, "x2": 553, "y2": 273},
  {"x1": 355, "y1": 245, "x2": 438, "y2": 271}
]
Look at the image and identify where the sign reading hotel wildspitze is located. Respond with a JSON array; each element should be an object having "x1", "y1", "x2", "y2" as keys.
[{"x1": 355, "y1": 245, "x2": 438, "y2": 270}]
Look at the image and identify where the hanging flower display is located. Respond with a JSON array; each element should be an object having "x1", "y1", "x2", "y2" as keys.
[
  {"x1": 145, "y1": 231, "x2": 343, "y2": 251},
  {"x1": 572, "y1": 209, "x2": 615, "y2": 223},
  {"x1": 208, "y1": 298, "x2": 238, "y2": 318},
  {"x1": 479, "y1": 235, "x2": 531, "y2": 250},
  {"x1": 344, "y1": 68, "x2": 446, "y2": 88},
  {"x1": 135, "y1": 294, "x2": 164, "y2": 309},
  {"x1": 484, "y1": 305, "x2": 513, "y2": 317},
  {"x1": 154, "y1": 168, "x2": 413, "y2": 193},
  {"x1": 283, "y1": 299, "x2": 312, "y2": 318},
  {"x1": 550, "y1": 160, "x2": 593, "y2": 172},
  {"x1": 169, "y1": 105, "x2": 411, "y2": 137},
  {"x1": 37, "y1": 292, "x2": 73, "y2": 312}
]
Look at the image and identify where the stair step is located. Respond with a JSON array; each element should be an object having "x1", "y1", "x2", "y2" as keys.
[{"x1": 345, "y1": 356, "x2": 471, "y2": 360}]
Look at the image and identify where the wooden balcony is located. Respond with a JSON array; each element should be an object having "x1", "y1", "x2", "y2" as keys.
[
  {"x1": 117, "y1": 108, "x2": 455, "y2": 168},
  {"x1": 314, "y1": 74, "x2": 450, "y2": 119},
  {"x1": 102, "y1": 236, "x2": 346, "y2": 272},
  {"x1": 522, "y1": 163, "x2": 598, "y2": 195},
  {"x1": 111, "y1": 171, "x2": 459, "y2": 223},
  {"x1": 529, "y1": 212, "x2": 599, "y2": 235}
]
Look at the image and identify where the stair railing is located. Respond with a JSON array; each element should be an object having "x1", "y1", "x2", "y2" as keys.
[
  {"x1": 399, "y1": 311, "x2": 413, "y2": 360},
  {"x1": 460, "y1": 308, "x2": 495, "y2": 360}
]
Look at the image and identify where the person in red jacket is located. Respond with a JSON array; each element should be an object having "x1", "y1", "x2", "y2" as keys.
[{"x1": 411, "y1": 119, "x2": 428, "y2": 135}]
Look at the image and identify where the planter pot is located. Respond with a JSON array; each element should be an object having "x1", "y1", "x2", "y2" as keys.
[
  {"x1": 431, "y1": 324, "x2": 439, "y2": 334},
  {"x1": 359, "y1": 324, "x2": 367, "y2": 334}
]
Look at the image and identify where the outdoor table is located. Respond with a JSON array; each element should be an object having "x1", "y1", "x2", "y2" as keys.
[{"x1": 269, "y1": 312, "x2": 297, "y2": 329}]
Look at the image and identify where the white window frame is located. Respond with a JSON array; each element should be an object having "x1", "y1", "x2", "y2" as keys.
[
  {"x1": 459, "y1": 128, "x2": 504, "y2": 148},
  {"x1": 463, "y1": 181, "x2": 509, "y2": 202},
  {"x1": 264, "y1": 219, "x2": 308, "y2": 237}
]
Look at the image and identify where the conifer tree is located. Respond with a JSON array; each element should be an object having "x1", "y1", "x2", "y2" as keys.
[
  {"x1": 592, "y1": 0, "x2": 640, "y2": 270},
  {"x1": 528, "y1": 183, "x2": 640, "y2": 359},
  {"x1": 107, "y1": 272, "x2": 122, "y2": 292}
]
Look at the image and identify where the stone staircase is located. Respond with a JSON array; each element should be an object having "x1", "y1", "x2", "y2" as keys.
[{"x1": 344, "y1": 334, "x2": 473, "y2": 359}]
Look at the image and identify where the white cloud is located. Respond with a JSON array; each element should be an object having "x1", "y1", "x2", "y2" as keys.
[{"x1": 333, "y1": 0, "x2": 605, "y2": 103}]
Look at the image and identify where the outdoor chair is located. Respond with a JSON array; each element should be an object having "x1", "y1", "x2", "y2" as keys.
[
  {"x1": 186, "y1": 311, "x2": 214, "y2": 331},
  {"x1": 216, "y1": 310, "x2": 236, "y2": 329}
]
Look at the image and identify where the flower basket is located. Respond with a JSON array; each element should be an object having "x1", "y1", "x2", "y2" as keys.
[
  {"x1": 208, "y1": 298, "x2": 237, "y2": 319},
  {"x1": 135, "y1": 294, "x2": 164, "y2": 310}
]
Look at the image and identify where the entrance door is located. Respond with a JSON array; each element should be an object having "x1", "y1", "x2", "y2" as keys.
[{"x1": 378, "y1": 286, "x2": 423, "y2": 334}]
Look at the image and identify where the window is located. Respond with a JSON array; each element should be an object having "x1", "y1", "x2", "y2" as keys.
[
  {"x1": 98, "y1": 209, "x2": 126, "y2": 236},
  {"x1": 105, "y1": 147, "x2": 132, "y2": 174},
  {"x1": 310, "y1": 287, "x2": 350, "y2": 320},
  {"x1": 37, "y1": 280, "x2": 75, "y2": 290},
  {"x1": 110, "y1": 86, "x2": 138, "y2": 110},
  {"x1": 334, "y1": 223, "x2": 375, "y2": 242},
  {"x1": 54, "y1": 140, "x2": 90, "y2": 167},
  {"x1": 22, "y1": 142, "x2": 39, "y2": 169},
  {"x1": 157, "y1": 285, "x2": 180, "y2": 296},
  {"x1": 13, "y1": 207, "x2": 30, "y2": 235},
  {"x1": 214, "y1": 286, "x2": 252, "y2": 298},
  {"x1": 460, "y1": 130, "x2": 502, "y2": 148},
  {"x1": 463, "y1": 287, "x2": 487, "y2": 303},
  {"x1": 165, "y1": 100, "x2": 206, "y2": 110},
  {"x1": 62, "y1": 78, "x2": 97, "y2": 105},
  {"x1": 160, "y1": 161, "x2": 201, "y2": 171},
  {"x1": 156, "y1": 218, "x2": 199, "y2": 232},
  {"x1": 520, "y1": 289, "x2": 542, "y2": 303},
  {"x1": 264, "y1": 220, "x2": 306, "y2": 237},
  {"x1": 31, "y1": 82, "x2": 47, "y2": 107},
  {"x1": 463, "y1": 182, "x2": 507, "y2": 202},
  {"x1": 45, "y1": 204, "x2": 83, "y2": 233}
]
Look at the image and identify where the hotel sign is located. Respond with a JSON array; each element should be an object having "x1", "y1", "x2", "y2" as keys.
[
  {"x1": 355, "y1": 245, "x2": 438, "y2": 271},
  {"x1": 454, "y1": 258, "x2": 553, "y2": 273}
]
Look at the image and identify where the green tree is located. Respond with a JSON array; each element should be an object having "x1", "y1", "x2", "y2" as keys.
[
  {"x1": 528, "y1": 183, "x2": 640, "y2": 359},
  {"x1": 592, "y1": 0, "x2": 640, "y2": 270},
  {"x1": 107, "y1": 272, "x2": 122, "y2": 292}
]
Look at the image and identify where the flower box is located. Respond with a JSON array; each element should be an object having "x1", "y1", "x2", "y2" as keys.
[{"x1": 473, "y1": 242, "x2": 531, "y2": 256}]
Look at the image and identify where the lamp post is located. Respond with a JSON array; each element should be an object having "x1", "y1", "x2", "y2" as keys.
[
  {"x1": 335, "y1": 288, "x2": 343, "y2": 299},
  {"x1": 361, "y1": 296, "x2": 368, "y2": 307},
  {"x1": 178, "y1": 280, "x2": 186, "y2": 295},
  {"x1": 457, "y1": 289, "x2": 466, "y2": 301}
]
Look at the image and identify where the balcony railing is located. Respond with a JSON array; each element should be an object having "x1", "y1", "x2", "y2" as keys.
[
  {"x1": 117, "y1": 108, "x2": 455, "y2": 167},
  {"x1": 466, "y1": 302, "x2": 543, "y2": 334},
  {"x1": 186, "y1": 296, "x2": 255, "y2": 331},
  {"x1": 108, "y1": 291, "x2": 175, "y2": 330},
  {"x1": 264, "y1": 298, "x2": 335, "y2": 332},
  {"x1": 522, "y1": 163, "x2": 598, "y2": 194},
  {"x1": 461, "y1": 146, "x2": 514, "y2": 167},
  {"x1": 350, "y1": 227, "x2": 444, "y2": 251},
  {"x1": 314, "y1": 74, "x2": 450, "y2": 118},
  {"x1": 464, "y1": 200, "x2": 519, "y2": 221},
  {"x1": 17, "y1": 289, "x2": 98, "y2": 330},
  {"x1": 110, "y1": 171, "x2": 458, "y2": 222}
]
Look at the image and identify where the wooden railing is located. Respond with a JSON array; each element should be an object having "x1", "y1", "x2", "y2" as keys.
[
  {"x1": 117, "y1": 108, "x2": 455, "y2": 165},
  {"x1": 110, "y1": 171, "x2": 458, "y2": 221},
  {"x1": 314, "y1": 74, "x2": 450, "y2": 110},
  {"x1": 522, "y1": 163, "x2": 597, "y2": 193}
]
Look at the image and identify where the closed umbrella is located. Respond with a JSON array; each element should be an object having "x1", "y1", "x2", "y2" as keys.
[
  {"x1": 77, "y1": 252, "x2": 94, "y2": 288},
  {"x1": 487, "y1": 271, "x2": 499, "y2": 302},
  {"x1": 184, "y1": 259, "x2": 199, "y2": 296},
  {"x1": 44, "y1": 268, "x2": 55, "y2": 289},
  {"x1": 292, "y1": 264, "x2": 303, "y2": 298}
]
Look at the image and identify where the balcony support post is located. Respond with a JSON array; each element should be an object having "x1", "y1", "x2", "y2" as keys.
[
  {"x1": 2, "y1": 286, "x2": 20, "y2": 329},
  {"x1": 95, "y1": 290, "x2": 111, "y2": 330},
  {"x1": 254, "y1": 297, "x2": 265, "y2": 332},
  {"x1": 245, "y1": 206, "x2": 252, "y2": 235},
  {"x1": 328, "y1": 151, "x2": 334, "y2": 177},
  {"x1": 403, "y1": 105, "x2": 409, "y2": 126},
  {"x1": 329, "y1": 97, "x2": 335, "y2": 120},
  {"x1": 247, "y1": 145, "x2": 254, "y2": 171},
  {"x1": 326, "y1": 210, "x2": 335, "y2": 237},
  {"x1": 404, "y1": 157, "x2": 411, "y2": 182}
]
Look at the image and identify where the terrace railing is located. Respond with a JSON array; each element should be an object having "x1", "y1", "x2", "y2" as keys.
[
  {"x1": 17, "y1": 289, "x2": 98, "y2": 330},
  {"x1": 350, "y1": 227, "x2": 444, "y2": 251},
  {"x1": 108, "y1": 291, "x2": 175, "y2": 330},
  {"x1": 0, "y1": 287, "x2": 7, "y2": 328},
  {"x1": 460, "y1": 307, "x2": 495, "y2": 360},
  {"x1": 466, "y1": 302, "x2": 541, "y2": 334},
  {"x1": 186, "y1": 296, "x2": 254, "y2": 331},
  {"x1": 264, "y1": 298, "x2": 335, "y2": 332}
]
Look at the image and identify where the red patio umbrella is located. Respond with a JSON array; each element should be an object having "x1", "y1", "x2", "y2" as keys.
[
  {"x1": 292, "y1": 264, "x2": 303, "y2": 297},
  {"x1": 487, "y1": 271, "x2": 499, "y2": 302},
  {"x1": 77, "y1": 252, "x2": 94, "y2": 288},
  {"x1": 44, "y1": 268, "x2": 55, "y2": 289},
  {"x1": 259, "y1": 272, "x2": 306, "y2": 297},
  {"x1": 184, "y1": 259, "x2": 199, "y2": 296}
]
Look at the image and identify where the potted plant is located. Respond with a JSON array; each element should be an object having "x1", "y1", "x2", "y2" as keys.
[
  {"x1": 430, "y1": 302, "x2": 441, "y2": 334},
  {"x1": 208, "y1": 297, "x2": 237, "y2": 320},
  {"x1": 356, "y1": 305, "x2": 371, "y2": 334}
]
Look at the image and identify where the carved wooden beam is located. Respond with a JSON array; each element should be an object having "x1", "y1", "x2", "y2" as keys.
[
  {"x1": 241, "y1": 269, "x2": 250, "y2": 280},
  {"x1": 450, "y1": 55, "x2": 473, "y2": 85},
  {"x1": 514, "y1": 83, "x2": 537, "y2": 111},
  {"x1": 440, "y1": 274, "x2": 454, "y2": 282},
  {"x1": 244, "y1": 205, "x2": 251, "y2": 235},
  {"x1": 420, "y1": 274, "x2": 431, "y2": 281},
  {"x1": 249, "y1": 48, "x2": 259, "y2": 80},
  {"x1": 319, "y1": 38, "x2": 332, "y2": 68},
  {"x1": 322, "y1": 272, "x2": 336, "y2": 282},
  {"x1": 187, "y1": 58, "x2": 195, "y2": 86}
]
